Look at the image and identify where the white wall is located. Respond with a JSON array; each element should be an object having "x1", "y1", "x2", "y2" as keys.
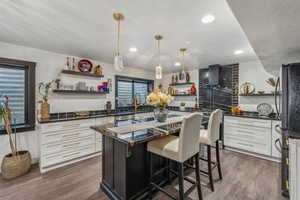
[
  {"x1": 0, "y1": 41, "x2": 155, "y2": 170},
  {"x1": 239, "y1": 60, "x2": 276, "y2": 111},
  {"x1": 161, "y1": 69, "x2": 199, "y2": 107}
]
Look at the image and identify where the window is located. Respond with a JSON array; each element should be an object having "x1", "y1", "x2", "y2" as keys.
[
  {"x1": 116, "y1": 76, "x2": 153, "y2": 108},
  {"x1": 0, "y1": 57, "x2": 36, "y2": 134}
]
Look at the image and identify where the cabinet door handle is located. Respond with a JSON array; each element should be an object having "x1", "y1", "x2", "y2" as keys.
[
  {"x1": 63, "y1": 142, "x2": 80, "y2": 148},
  {"x1": 62, "y1": 124, "x2": 81, "y2": 128},
  {"x1": 237, "y1": 129, "x2": 255, "y2": 134},
  {"x1": 63, "y1": 152, "x2": 80, "y2": 158},
  {"x1": 275, "y1": 138, "x2": 282, "y2": 153},
  {"x1": 63, "y1": 133, "x2": 80, "y2": 137}
]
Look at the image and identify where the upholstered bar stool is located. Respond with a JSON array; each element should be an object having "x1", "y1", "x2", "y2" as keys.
[
  {"x1": 147, "y1": 113, "x2": 203, "y2": 200},
  {"x1": 199, "y1": 109, "x2": 223, "y2": 192}
]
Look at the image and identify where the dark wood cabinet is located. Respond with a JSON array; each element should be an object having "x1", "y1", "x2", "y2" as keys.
[{"x1": 199, "y1": 64, "x2": 239, "y2": 111}]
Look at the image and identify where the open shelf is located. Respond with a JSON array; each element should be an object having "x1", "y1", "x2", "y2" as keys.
[
  {"x1": 172, "y1": 94, "x2": 196, "y2": 97},
  {"x1": 169, "y1": 82, "x2": 194, "y2": 86},
  {"x1": 239, "y1": 93, "x2": 275, "y2": 96},
  {"x1": 61, "y1": 70, "x2": 104, "y2": 78},
  {"x1": 53, "y1": 89, "x2": 109, "y2": 95}
]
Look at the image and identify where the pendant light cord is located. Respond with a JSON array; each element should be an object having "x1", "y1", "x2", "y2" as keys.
[
  {"x1": 117, "y1": 20, "x2": 120, "y2": 56},
  {"x1": 158, "y1": 39, "x2": 161, "y2": 65},
  {"x1": 182, "y1": 50, "x2": 185, "y2": 72}
]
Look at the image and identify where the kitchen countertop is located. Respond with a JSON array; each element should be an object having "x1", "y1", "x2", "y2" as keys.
[
  {"x1": 91, "y1": 113, "x2": 209, "y2": 146},
  {"x1": 38, "y1": 108, "x2": 153, "y2": 124},
  {"x1": 224, "y1": 112, "x2": 279, "y2": 120},
  {"x1": 283, "y1": 129, "x2": 300, "y2": 140}
]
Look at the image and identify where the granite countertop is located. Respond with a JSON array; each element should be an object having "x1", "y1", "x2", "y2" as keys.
[
  {"x1": 224, "y1": 112, "x2": 280, "y2": 120},
  {"x1": 283, "y1": 129, "x2": 300, "y2": 140},
  {"x1": 91, "y1": 114, "x2": 209, "y2": 145},
  {"x1": 38, "y1": 108, "x2": 153, "y2": 124}
]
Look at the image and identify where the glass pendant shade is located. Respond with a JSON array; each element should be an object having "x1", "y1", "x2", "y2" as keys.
[
  {"x1": 114, "y1": 54, "x2": 124, "y2": 71},
  {"x1": 155, "y1": 65, "x2": 162, "y2": 79}
]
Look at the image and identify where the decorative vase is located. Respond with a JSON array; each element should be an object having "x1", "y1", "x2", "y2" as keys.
[
  {"x1": 41, "y1": 100, "x2": 50, "y2": 121},
  {"x1": 191, "y1": 83, "x2": 197, "y2": 95},
  {"x1": 1, "y1": 151, "x2": 32, "y2": 180},
  {"x1": 154, "y1": 108, "x2": 168, "y2": 122},
  {"x1": 180, "y1": 106, "x2": 185, "y2": 111}
]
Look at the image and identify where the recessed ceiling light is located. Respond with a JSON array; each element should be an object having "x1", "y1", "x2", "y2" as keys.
[
  {"x1": 201, "y1": 14, "x2": 215, "y2": 24},
  {"x1": 174, "y1": 62, "x2": 181, "y2": 66},
  {"x1": 129, "y1": 47, "x2": 138, "y2": 52},
  {"x1": 234, "y1": 50, "x2": 244, "y2": 55}
]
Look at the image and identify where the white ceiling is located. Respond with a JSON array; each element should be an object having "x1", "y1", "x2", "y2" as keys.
[
  {"x1": 0, "y1": 0, "x2": 258, "y2": 72},
  {"x1": 227, "y1": 0, "x2": 300, "y2": 76}
]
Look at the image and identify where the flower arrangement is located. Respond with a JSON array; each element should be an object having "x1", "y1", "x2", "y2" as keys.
[{"x1": 146, "y1": 85, "x2": 174, "y2": 108}]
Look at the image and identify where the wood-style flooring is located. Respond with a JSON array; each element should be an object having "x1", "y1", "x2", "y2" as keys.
[{"x1": 0, "y1": 149, "x2": 286, "y2": 200}]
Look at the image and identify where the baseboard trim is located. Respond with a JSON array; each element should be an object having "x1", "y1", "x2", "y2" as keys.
[{"x1": 225, "y1": 146, "x2": 281, "y2": 163}]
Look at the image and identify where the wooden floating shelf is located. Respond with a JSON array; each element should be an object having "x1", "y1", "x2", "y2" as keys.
[
  {"x1": 172, "y1": 94, "x2": 196, "y2": 97},
  {"x1": 169, "y1": 82, "x2": 195, "y2": 86},
  {"x1": 61, "y1": 70, "x2": 104, "y2": 78},
  {"x1": 239, "y1": 93, "x2": 275, "y2": 96},
  {"x1": 53, "y1": 89, "x2": 109, "y2": 95}
]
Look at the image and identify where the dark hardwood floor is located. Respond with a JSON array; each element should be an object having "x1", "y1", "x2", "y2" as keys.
[{"x1": 0, "y1": 149, "x2": 286, "y2": 200}]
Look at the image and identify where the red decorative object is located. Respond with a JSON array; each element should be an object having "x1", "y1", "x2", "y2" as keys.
[
  {"x1": 191, "y1": 83, "x2": 197, "y2": 95},
  {"x1": 78, "y1": 59, "x2": 93, "y2": 72}
]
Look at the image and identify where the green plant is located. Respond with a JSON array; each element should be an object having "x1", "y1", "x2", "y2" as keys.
[
  {"x1": 0, "y1": 95, "x2": 17, "y2": 156},
  {"x1": 180, "y1": 102, "x2": 186, "y2": 107},
  {"x1": 39, "y1": 81, "x2": 53, "y2": 102}
]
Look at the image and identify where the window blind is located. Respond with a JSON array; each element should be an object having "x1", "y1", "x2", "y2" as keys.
[
  {"x1": 116, "y1": 76, "x2": 153, "y2": 108},
  {"x1": 117, "y1": 81, "x2": 133, "y2": 107},
  {"x1": 0, "y1": 68, "x2": 25, "y2": 125},
  {"x1": 134, "y1": 82, "x2": 148, "y2": 105}
]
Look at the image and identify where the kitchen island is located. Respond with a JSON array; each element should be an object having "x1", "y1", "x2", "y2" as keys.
[{"x1": 91, "y1": 112, "x2": 209, "y2": 200}]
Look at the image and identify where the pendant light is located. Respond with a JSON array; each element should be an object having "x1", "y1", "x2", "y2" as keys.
[
  {"x1": 179, "y1": 48, "x2": 187, "y2": 80},
  {"x1": 155, "y1": 35, "x2": 163, "y2": 79},
  {"x1": 113, "y1": 13, "x2": 125, "y2": 71}
]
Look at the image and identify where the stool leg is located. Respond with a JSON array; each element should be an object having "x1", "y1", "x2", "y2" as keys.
[
  {"x1": 167, "y1": 159, "x2": 171, "y2": 184},
  {"x1": 148, "y1": 152, "x2": 153, "y2": 199},
  {"x1": 207, "y1": 145, "x2": 214, "y2": 192},
  {"x1": 178, "y1": 162, "x2": 184, "y2": 200},
  {"x1": 195, "y1": 153, "x2": 203, "y2": 200},
  {"x1": 216, "y1": 141, "x2": 223, "y2": 180}
]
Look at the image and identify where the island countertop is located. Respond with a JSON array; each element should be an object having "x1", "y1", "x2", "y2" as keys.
[{"x1": 91, "y1": 113, "x2": 209, "y2": 146}]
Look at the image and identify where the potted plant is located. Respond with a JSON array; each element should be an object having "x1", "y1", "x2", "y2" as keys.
[
  {"x1": 0, "y1": 95, "x2": 32, "y2": 179},
  {"x1": 146, "y1": 85, "x2": 174, "y2": 122},
  {"x1": 180, "y1": 102, "x2": 186, "y2": 111},
  {"x1": 38, "y1": 81, "x2": 53, "y2": 121}
]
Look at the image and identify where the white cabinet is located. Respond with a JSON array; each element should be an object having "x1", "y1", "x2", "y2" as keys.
[
  {"x1": 224, "y1": 116, "x2": 272, "y2": 156},
  {"x1": 271, "y1": 120, "x2": 282, "y2": 159},
  {"x1": 289, "y1": 138, "x2": 300, "y2": 200},
  {"x1": 39, "y1": 117, "x2": 115, "y2": 173}
]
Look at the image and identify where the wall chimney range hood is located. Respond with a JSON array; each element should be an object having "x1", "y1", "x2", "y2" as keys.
[{"x1": 209, "y1": 64, "x2": 221, "y2": 86}]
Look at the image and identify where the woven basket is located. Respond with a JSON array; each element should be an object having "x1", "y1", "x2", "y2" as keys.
[{"x1": 1, "y1": 151, "x2": 32, "y2": 180}]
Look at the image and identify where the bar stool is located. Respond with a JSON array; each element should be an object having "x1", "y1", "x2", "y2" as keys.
[
  {"x1": 199, "y1": 109, "x2": 223, "y2": 192},
  {"x1": 147, "y1": 113, "x2": 203, "y2": 200}
]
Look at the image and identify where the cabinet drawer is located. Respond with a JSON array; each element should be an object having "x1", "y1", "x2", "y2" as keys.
[
  {"x1": 41, "y1": 129, "x2": 95, "y2": 145},
  {"x1": 224, "y1": 131, "x2": 268, "y2": 144},
  {"x1": 42, "y1": 136, "x2": 94, "y2": 156},
  {"x1": 225, "y1": 116, "x2": 271, "y2": 129},
  {"x1": 41, "y1": 145, "x2": 94, "y2": 167},
  {"x1": 225, "y1": 125, "x2": 270, "y2": 138},
  {"x1": 225, "y1": 137, "x2": 271, "y2": 155},
  {"x1": 41, "y1": 119, "x2": 95, "y2": 133}
]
